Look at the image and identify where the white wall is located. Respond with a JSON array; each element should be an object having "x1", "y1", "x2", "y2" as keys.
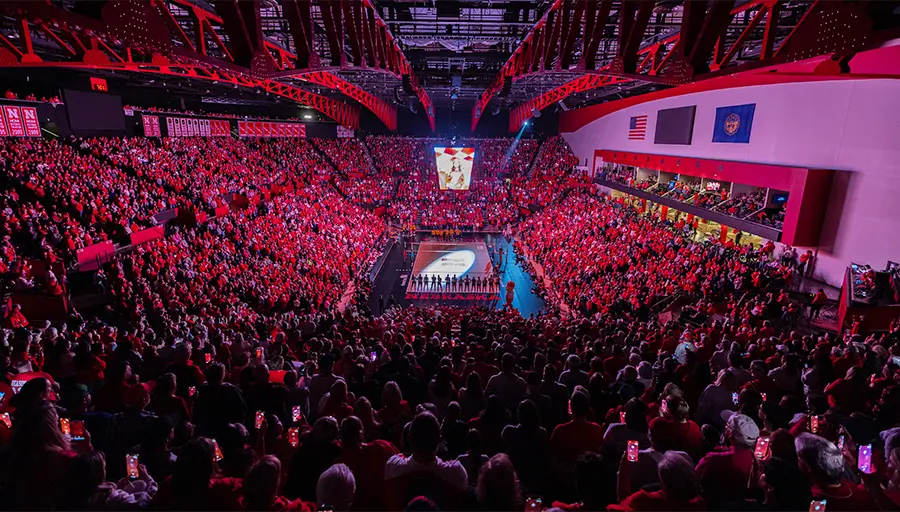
[{"x1": 562, "y1": 79, "x2": 900, "y2": 287}]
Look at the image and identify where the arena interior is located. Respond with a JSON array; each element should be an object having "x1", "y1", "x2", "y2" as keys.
[{"x1": 2, "y1": 0, "x2": 900, "y2": 510}]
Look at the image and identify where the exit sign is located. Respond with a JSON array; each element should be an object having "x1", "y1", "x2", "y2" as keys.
[{"x1": 90, "y1": 77, "x2": 108, "y2": 92}]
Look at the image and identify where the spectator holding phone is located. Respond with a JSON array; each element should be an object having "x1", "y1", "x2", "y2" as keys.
[
  {"x1": 617, "y1": 415, "x2": 694, "y2": 501},
  {"x1": 0, "y1": 402, "x2": 82, "y2": 509},
  {"x1": 609, "y1": 451, "x2": 705, "y2": 511},
  {"x1": 151, "y1": 437, "x2": 241, "y2": 510},
  {"x1": 62, "y1": 451, "x2": 158, "y2": 510},
  {"x1": 795, "y1": 433, "x2": 878, "y2": 510}
]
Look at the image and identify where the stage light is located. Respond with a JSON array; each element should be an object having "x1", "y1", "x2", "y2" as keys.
[{"x1": 523, "y1": 121, "x2": 529, "y2": 126}]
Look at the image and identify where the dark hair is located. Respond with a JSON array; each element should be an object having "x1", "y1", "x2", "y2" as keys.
[
  {"x1": 624, "y1": 398, "x2": 650, "y2": 432},
  {"x1": 156, "y1": 373, "x2": 177, "y2": 396},
  {"x1": 409, "y1": 412, "x2": 441, "y2": 455},
  {"x1": 667, "y1": 395, "x2": 690, "y2": 422},
  {"x1": 171, "y1": 438, "x2": 215, "y2": 496},
  {"x1": 466, "y1": 428, "x2": 483, "y2": 452},
  {"x1": 205, "y1": 362, "x2": 226, "y2": 384},
  {"x1": 62, "y1": 451, "x2": 106, "y2": 508},
  {"x1": 516, "y1": 399, "x2": 540, "y2": 431},
  {"x1": 339, "y1": 416, "x2": 363, "y2": 446},
  {"x1": 574, "y1": 452, "x2": 606, "y2": 507},
  {"x1": 432, "y1": 366, "x2": 453, "y2": 398},
  {"x1": 570, "y1": 390, "x2": 590, "y2": 418},
  {"x1": 762, "y1": 456, "x2": 812, "y2": 509},
  {"x1": 482, "y1": 395, "x2": 510, "y2": 426}
]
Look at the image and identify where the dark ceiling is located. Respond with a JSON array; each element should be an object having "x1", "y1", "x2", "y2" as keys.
[{"x1": 1, "y1": 0, "x2": 897, "y2": 133}]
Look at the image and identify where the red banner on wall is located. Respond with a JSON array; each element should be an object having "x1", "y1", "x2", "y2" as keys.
[
  {"x1": 0, "y1": 108, "x2": 8, "y2": 137},
  {"x1": 20, "y1": 107, "x2": 40, "y2": 137},
  {"x1": 3, "y1": 106, "x2": 25, "y2": 136},
  {"x1": 237, "y1": 120, "x2": 306, "y2": 138},
  {"x1": 142, "y1": 115, "x2": 161, "y2": 137}
]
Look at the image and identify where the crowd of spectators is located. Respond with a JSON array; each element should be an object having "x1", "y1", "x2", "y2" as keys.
[
  {"x1": 511, "y1": 136, "x2": 583, "y2": 209},
  {"x1": 3, "y1": 132, "x2": 899, "y2": 512},
  {"x1": 366, "y1": 136, "x2": 431, "y2": 176},
  {"x1": 714, "y1": 189, "x2": 768, "y2": 220},
  {"x1": 3, "y1": 89, "x2": 62, "y2": 104},
  {"x1": 475, "y1": 138, "x2": 539, "y2": 178},
  {"x1": 81, "y1": 137, "x2": 298, "y2": 211},
  {"x1": 313, "y1": 139, "x2": 374, "y2": 177},
  {"x1": 1, "y1": 138, "x2": 180, "y2": 256},
  {"x1": 391, "y1": 174, "x2": 516, "y2": 230}
]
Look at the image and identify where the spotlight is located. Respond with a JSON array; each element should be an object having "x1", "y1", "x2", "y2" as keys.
[{"x1": 523, "y1": 121, "x2": 529, "y2": 126}]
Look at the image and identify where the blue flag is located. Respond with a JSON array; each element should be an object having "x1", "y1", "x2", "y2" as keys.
[{"x1": 712, "y1": 103, "x2": 755, "y2": 143}]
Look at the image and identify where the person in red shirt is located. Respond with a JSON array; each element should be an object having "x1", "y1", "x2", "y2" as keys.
[
  {"x1": 742, "y1": 360, "x2": 780, "y2": 399},
  {"x1": 335, "y1": 416, "x2": 398, "y2": 510},
  {"x1": 810, "y1": 289, "x2": 828, "y2": 320},
  {"x1": 162, "y1": 344, "x2": 206, "y2": 398},
  {"x1": 650, "y1": 396, "x2": 703, "y2": 462},
  {"x1": 148, "y1": 372, "x2": 191, "y2": 424},
  {"x1": 318, "y1": 380, "x2": 353, "y2": 422},
  {"x1": 3, "y1": 303, "x2": 28, "y2": 329},
  {"x1": 824, "y1": 366, "x2": 868, "y2": 414},
  {"x1": 550, "y1": 390, "x2": 603, "y2": 473},
  {"x1": 609, "y1": 451, "x2": 705, "y2": 511},
  {"x1": 795, "y1": 433, "x2": 879, "y2": 511},
  {"x1": 695, "y1": 412, "x2": 759, "y2": 507}
]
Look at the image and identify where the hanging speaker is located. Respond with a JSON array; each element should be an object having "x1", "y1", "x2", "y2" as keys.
[
  {"x1": 499, "y1": 76, "x2": 512, "y2": 97},
  {"x1": 531, "y1": 108, "x2": 542, "y2": 118}
]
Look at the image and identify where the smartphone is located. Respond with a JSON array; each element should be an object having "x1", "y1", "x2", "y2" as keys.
[
  {"x1": 761, "y1": 393, "x2": 767, "y2": 402},
  {"x1": 369, "y1": 351, "x2": 377, "y2": 362},
  {"x1": 204, "y1": 353, "x2": 212, "y2": 364},
  {"x1": 838, "y1": 435, "x2": 846, "y2": 450},
  {"x1": 59, "y1": 417, "x2": 71, "y2": 436},
  {"x1": 619, "y1": 411, "x2": 626, "y2": 423},
  {"x1": 0, "y1": 412, "x2": 10, "y2": 428},
  {"x1": 292, "y1": 405, "x2": 302, "y2": 424},
  {"x1": 255, "y1": 410, "x2": 265, "y2": 430},
  {"x1": 212, "y1": 439, "x2": 224, "y2": 461},
  {"x1": 809, "y1": 500, "x2": 826, "y2": 512},
  {"x1": 754, "y1": 436, "x2": 770, "y2": 459},
  {"x1": 288, "y1": 427, "x2": 300, "y2": 448},
  {"x1": 71, "y1": 420, "x2": 86, "y2": 441},
  {"x1": 660, "y1": 399, "x2": 668, "y2": 414},
  {"x1": 626, "y1": 440, "x2": 639, "y2": 462},
  {"x1": 126, "y1": 453, "x2": 139, "y2": 480},
  {"x1": 255, "y1": 347, "x2": 263, "y2": 359},
  {"x1": 858, "y1": 444, "x2": 873, "y2": 474},
  {"x1": 189, "y1": 386, "x2": 197, "y2": 397},
  {"x1": 0, "y1": 391, "x2": 5, "y2": 405},
  {"x1": 525, "y1": 496, "x2": 543, "y2": 512},
  {"x1": 732, "y1": 392, "x2": 739, "y2": 405},
  {"x1": 810, "y1": 415, "x2": 820, "y2": 433}
]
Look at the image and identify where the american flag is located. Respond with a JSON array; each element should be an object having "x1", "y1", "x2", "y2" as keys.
[{"x1": 628, "y1": 115, "x2": 648, "y2": 140}]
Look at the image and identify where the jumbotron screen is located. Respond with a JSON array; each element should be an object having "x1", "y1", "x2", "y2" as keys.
[{"x1": 435, "y1": 146, "x2": 475, "y2": 190}]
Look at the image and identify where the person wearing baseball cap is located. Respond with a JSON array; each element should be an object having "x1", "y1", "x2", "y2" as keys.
[{"x1": 695, "y1": 412, "x2": 760, "y2": 507}]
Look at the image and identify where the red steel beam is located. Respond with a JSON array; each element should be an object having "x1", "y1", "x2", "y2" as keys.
[{"x1": 508, "y1": 71, "x2": 630, "y2": 131}]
